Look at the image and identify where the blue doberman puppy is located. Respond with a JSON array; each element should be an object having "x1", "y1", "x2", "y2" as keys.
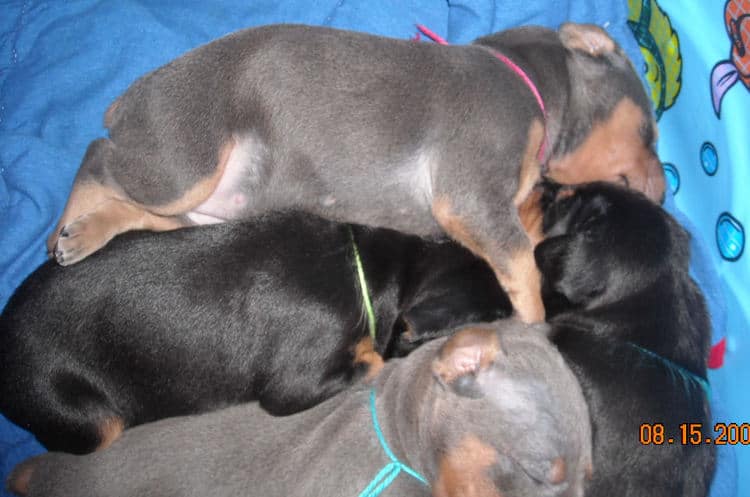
[
  {"x1": 46, "y1": 23, "x2": 664, "y2": 324},
  {"x1": 8, "y1": 321, "x2": 592, "y2": 497}
]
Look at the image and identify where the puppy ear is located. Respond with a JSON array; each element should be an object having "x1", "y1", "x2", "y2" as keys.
[
  {"x1": 432, "y1": 326, "x2": 502, "y2": 398},
  {"x1": 559, "y1": 23, "x2": 616, "y2": 56}
]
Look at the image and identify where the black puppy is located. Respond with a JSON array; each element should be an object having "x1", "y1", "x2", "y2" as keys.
[
  {"x1": 0, "y1": 213, "x2": 510, "y2": 454},
  {"x1": 535, "y1": 182, "x2": 715, "y2": 497}
]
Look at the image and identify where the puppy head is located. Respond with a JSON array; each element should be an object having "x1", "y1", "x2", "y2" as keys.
[
  {"x1": 474, "y1": 23, "x2": 663, "y2": 201},
  {"x1": 547, "y1": 23, "x2": 664, "y2": 203},
  {"x1": 393, "y1": 244, "x2": 512, "y2": 358},
  {"x1": 429, "y1": 321, "x2": 592, "y2": 497},
  {"x1": 535, "y1": 182, "x2": 689, "y2": 316}
]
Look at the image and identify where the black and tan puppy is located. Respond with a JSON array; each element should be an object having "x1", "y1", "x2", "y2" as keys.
[
  {"x1": 535, "y1": 183, "x2": 715, "y2": 497},
  {"x1": 0, "y1": 213, "x2": 510, "y2": 454},
  {"x1": 46, "y1": 22, "x2": 664, "y2": 323},
  {"x1": 7, "y1": 322, "x2": 592, "y2": 497}
]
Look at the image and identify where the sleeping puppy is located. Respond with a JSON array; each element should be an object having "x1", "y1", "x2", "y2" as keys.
[
  {"x1": 46, "y1": 22, "x2": 664, "y2": 323},
  {"x1": 7, "y1": 322, "x2": 593, "y2": 497},
  {"x1": 535, "y1": 182, "x2": 715, "y2": 497},
  {"x1": 0, "y1": 212, "x2": 510, "y2": 454}
]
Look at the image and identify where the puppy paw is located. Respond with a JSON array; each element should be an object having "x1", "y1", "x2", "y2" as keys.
[{"x1": 53, "y1": 214, "x2": 108, "y2": 266}]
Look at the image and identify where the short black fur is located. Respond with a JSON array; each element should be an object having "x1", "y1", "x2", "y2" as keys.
[
  {"x1": 535, "y1": 182, "x2": 715, "y2": 497},
  {"x1": 0, "y1": 213, "x2": 510, "y2": 454}
]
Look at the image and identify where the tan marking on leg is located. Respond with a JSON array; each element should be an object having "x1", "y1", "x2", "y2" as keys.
[
  {"x1": 148, "y1": 138, "x2": 235, "y2": 216},
  {"x1": 433, "y1": 434, "x2": 502, "y2": 497},
  {"x1": 546, "y1": 98, "x2": 665, "y2": 202},
  {"x1": 49, "y1": 138, "x2": 236, "y2": 263},
  {"x1": 497, "y1": 248, "x2": 544, "y2": 323},
  {"x1": 54, "y1": 194, "x2": 187, "y2": 265},
  {"x1": 353, "y1": 336, "x2": 384, "y2": 381},
  {"x1": 517, "y1": 186, "x2": 544, "y2": 247},
  {"x1": 513, "y1": 119, "x2": 544, "y2": 208},
  {"x1": 435, "y1": 121, "x2": 542, "y2": 251},
  {"x1": 432, "y1": 198, "x2": 544, "y2": 323},
  {"x1": 431, "y1": 197, "x2": 485, "y2": 256},
  {"x1": 47, "y1": 181, "x2": 122, "y2": 253},
  {"x1": 514, "y1": 120, "x2": 545, "y2": 246},
  {"x1": 96, "y1": 416, "x2": 125, "y2": 451}
]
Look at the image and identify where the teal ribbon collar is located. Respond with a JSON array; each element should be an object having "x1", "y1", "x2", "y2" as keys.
[
  {"x1": 348, "y1": 226, "x2": 377, "y2": 340},
  {"x1": 628, "y1": 342, "x2": 711, "y2": 396},
  {"x1": 358, "y1": 389, "x2": 428, "y2": 497}
]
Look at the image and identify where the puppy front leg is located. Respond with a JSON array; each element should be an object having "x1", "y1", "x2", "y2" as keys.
[
  {"x1": 432, "y1": 197, "x2": 544, "y2": 324},
  {"x1": 501, "y1": 247, "x2": 545, "y2": 323}
]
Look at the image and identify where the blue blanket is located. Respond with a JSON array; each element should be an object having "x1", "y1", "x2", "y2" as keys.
[{"x1": 0, "y1": 1, "x2": 746, "y2": 495}]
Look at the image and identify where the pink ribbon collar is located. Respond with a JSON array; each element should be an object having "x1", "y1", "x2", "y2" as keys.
[{"x1": 415, "y1": 24, "x2": 548, "y2": 162}]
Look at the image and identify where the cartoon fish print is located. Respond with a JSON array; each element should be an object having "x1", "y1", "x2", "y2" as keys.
[
  {"x1": 711, "y1": 0, "x2": 750, "y2": 117},
  {"x1": 628, "y1": 0, "x2": 683, "y2": 120}
]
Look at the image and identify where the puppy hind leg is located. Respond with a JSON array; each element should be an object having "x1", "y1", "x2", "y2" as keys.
[
  {"x1": 49, "y1": 138, "x2": 235, "y2": 264},
  {"x1": 48, "y1": 138, "x2": 183, "y2": 263},
  {"x1": 47, "y1": 138, "x2": 118, "y2": 253},
  {"x1": 52, "y1": 192, "x2": 186, "y2": 265},
  {"x1": 31, "y1": 372, "x2": 127, "y2": 454}
]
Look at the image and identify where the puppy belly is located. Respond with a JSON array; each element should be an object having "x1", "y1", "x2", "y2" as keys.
[
  {"x1": 188, "y1": 136, "x2": 440, "y2": 236},
  {"x1": 187, "y1": 133, "x2": 267, "y2": 224}
]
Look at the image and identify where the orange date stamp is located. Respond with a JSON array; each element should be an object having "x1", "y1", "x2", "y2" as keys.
[{"x1": 639, "y1": 423, "x2": 750, "y2": 445}]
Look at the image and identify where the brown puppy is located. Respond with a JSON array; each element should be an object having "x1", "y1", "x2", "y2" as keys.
[{"x1": 47, "y1": 23, "x2": 663, "y2": 322}]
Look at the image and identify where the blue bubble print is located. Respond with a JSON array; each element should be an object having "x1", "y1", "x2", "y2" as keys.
[
  {"x1": 662, "y1": 163, "x2": 680, "y2": 194},
  {"x1": 716, "y1": 212, "x2": 744, "y2": 261},
  {"x1": 700, "y1": 142, "x2": 718, "y2": 176}
]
